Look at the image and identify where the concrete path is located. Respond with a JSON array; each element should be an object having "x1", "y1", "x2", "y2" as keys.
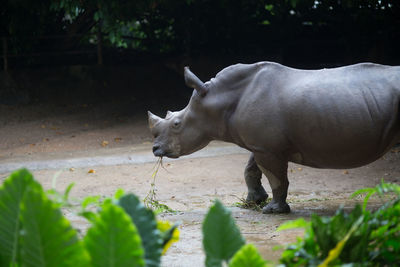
[{"x1": 0, "y1": 142, "x2": 248, "y2": 173}]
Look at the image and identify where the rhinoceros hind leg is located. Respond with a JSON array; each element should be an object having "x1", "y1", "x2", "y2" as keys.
[
  {"x1": 245, "y1": 153, "x2": 268, "y2": 204},
  {"x1": 254, "y1": 153, "x2": 290, "y2": 214}
]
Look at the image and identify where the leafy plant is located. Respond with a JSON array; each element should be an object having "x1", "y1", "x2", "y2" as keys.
[
  {"x1": 21, "y1": 184, "x2": 88, "y2": 267},
  {"x1": 278, "y1": 181, "x2": 400, "y2": 266},
  {"x1": 202, "y1": 199, "x2": 269, "y2": 267},
  {"x1": 202, "y1": 199, "x2": 245, "y2": 267},
  {"x1": 84, "y1": 202, "x2": 145, "y2": 267},
  {"x1": 0, "y1": 169, "x2": 36, "y2": 264},
  {"x1": 229, "y1": 244, "x2": 269, "y2": 267},
  {"x1": 116, "y1": 193, "x2": 163, "y2": 266},
  {"x1": 2, "y1": 168, "x2": 397, "y2": 267},
  {"x1": 0, "y1": 169, "x2": 178, "y2": 267}
]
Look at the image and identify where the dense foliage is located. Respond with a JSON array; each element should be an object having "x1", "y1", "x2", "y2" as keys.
[
  {"x1": 0, "y1": 169, "x2": 399, "y2": 266},
  {"x1": 2, "y1": 0, "x2": 400, "y2": 67},
  {"x1": 278, "y1": 181, "x2": 400, "y2": 266},
  {"x1": 0, "y1": 169, "x2": 178, "y2": 267}
]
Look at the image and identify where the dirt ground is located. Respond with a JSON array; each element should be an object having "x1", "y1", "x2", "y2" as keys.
[{"x1": 1, "y1": 103, "x2": 400, "y2": 266}]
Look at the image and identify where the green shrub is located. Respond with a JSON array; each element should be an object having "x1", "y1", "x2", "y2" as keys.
[
  {"x1": 0, "y1": 169, "x2": 177, "y2": 267},
  {"x1": 278, "y1": 181, "x2": 400, "y2": 266},
  {"x1": 201, "y1": 199, "x2": 270, "y2": 267}
]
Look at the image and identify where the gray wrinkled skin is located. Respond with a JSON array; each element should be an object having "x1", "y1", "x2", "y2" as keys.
[{"x1": 148, "y1": 62, "x2": 400, "y2": 214}]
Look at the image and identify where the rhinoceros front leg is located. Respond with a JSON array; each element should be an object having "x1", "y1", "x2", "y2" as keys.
[
  {"x1": 245, "y1": 153, "x2": 268, "y2": 204},
  {"x1": 254, "y1": 153, "x2": 290, "y2": 214}
]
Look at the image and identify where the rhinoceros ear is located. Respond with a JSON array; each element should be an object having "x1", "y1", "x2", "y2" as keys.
[
  {"x1": 148, "y1": 111, "x2": 162, "y2": 129},
  {"x1": 184, "y1": 67, "x2": 208, "y2": 96}
]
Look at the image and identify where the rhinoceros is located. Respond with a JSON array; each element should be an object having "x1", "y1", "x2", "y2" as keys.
[{"x1": 148, "y1": 62, "x2": 400, "y2": 213}]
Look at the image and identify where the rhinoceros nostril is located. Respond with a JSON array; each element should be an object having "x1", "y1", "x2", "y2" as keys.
[{"x1": 152, "y1": 145, "x2": 160, "y2": 153}]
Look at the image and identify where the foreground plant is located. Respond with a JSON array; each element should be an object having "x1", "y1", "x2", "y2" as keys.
[
  {"x1": 1, "y1": 169, "x2": 398, "y2": 267},
  {"x1": 0, "y1": 169, "x2": 178, "y2": 267},
  {"x1": 202, "y1": 199, "x2": 270, "y2": 267},
  {"x1": 0, "y1": 169, "x2": 88, "y2": 266},
  {"x1": 278, "y1": 181, "x2": 400, "y2": 266},
  {"x1": 0, "y1": 169, "x2": 267, "y2": 267}
]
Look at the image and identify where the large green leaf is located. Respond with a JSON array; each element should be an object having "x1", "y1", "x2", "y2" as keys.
[
  {"x1": 202, "y1": 200, "x2": 245, "y2": 267},
  {"x1": 84, "y1": 202, "x2": 145, "y2": 267},
  {"x1": 20, "y1": 185, "x2": 88, "y2": 267},
  {"x1": 117, "y1": 194, "x2": 162, "y2": 267},
  {"x1": 0, "y1": 169, "x2": 35, "y2": 264},
  {"x1": 276, "y1": 218, "x2": 310, "y2": 231},
  {"x1": 229, "y1": 244, "x2": 267, "y2": 267}
]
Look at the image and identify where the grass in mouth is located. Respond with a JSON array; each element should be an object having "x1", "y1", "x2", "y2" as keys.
[{"x1": 143, "y1": 157, "x2": 175, "y2": 213}]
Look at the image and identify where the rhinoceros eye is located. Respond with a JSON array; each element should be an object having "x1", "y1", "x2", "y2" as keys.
[{"x1": 172, "y1": 119, "x2": 181, "y2": 129}]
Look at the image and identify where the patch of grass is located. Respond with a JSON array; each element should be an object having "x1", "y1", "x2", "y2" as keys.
[{"x1": 233, "y1": 197, "x2": 269, "y2": 212}]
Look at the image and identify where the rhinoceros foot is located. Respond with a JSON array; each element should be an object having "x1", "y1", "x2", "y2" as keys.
[
  {"x1": 262, "y1": 200, "x2": 290, "y2": 214},
  {"x1": 246, "y1": 188, "x2": 268, "y2": 204}
]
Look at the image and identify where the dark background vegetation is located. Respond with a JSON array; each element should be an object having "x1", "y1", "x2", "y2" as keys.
[{"x1": 1, "y1": 0, "x2": 400, "y2": 108}]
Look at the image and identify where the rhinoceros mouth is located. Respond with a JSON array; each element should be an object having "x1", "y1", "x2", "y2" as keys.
[
  {"x1": 153, "y1": 147, "x2": 179, "y2": 158},
  {"x1": 152, "y1": 142, "x2": 181, "y2": 158},
  {"x1": 153, "y1": 148, "x2": 165, "y2": 157},
  {"x1": 154, "y1": 152, "x2": 179, "y2": 159}
]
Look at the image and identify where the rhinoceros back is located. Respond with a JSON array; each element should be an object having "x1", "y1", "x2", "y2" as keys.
[{"x1": 231, "y1": 62, "x2": 400, "y2": 169}]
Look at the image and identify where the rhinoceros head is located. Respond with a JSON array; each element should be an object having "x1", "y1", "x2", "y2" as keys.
[{"x1": 148, "y1": 67, "x2": 212, "y2": 158}]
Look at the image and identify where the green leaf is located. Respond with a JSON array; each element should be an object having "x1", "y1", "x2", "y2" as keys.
[
  {"x1": 277, "y1": 218, "x2": 310, "y2": 231},
  {"x1": 319, "y1": 216, "x2": 364, "y2": 267},
  {"x1": 20, "y1": 184, "x2": 88, "y2": 267},
  {"x1": 351, "y1": 187, "x2": 375, "y2": 210},
  {"x1": 81, "y1": 195, "x2": 101, "y2": 209},
  {"x1": 350, "y1": 187, "x2": 374, "y2": 199},
  {"x1": 84, "y1": 202, "x2": 145, "y2": 267},
  {"x1": 79, "y1": 211, "x2": 98, "y2": 223},
  {"x1": 0, "y1": 169, "x2": 35, "y2": 265},
  {"x1": 114, "y1": 188, "x2": 125, "y2": 200},
  {"x1": 46, "y1": 182, "x2": 75, "y2": 207},
  {"x1": 376, "y1": 180, "x2": 400, "y2": 196},
  {"x1": 206, "y1": 257, "x2": 223, "y2": 267},
  {"x1": 229, "y1": 244, "x2": 267, "y2": 267},
  {"x1": 94, "y1": 11, "x2": 100, "y2": 22},
  {"x1": 351, "y1": 181, "x2": 400, "y2": 211},
  {"x1": 264, "y1": 4, "x2": 274, "y2": 11},
  {"x1": 202, "y1": 200, "x2": 245, "y2": 267},
  {"x1": 64, "y1": 182, "x2": 75, "y2": 201},
  {"x1": 117, "y1": 194, "x2": 162, "y2": 267}
]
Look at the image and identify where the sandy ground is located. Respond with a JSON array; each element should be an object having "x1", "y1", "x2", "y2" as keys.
[{"x1": 1, "y1": 103, "x2": 400, "y2": 266}]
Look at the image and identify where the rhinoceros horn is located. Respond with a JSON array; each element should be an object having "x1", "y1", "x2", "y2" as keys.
[
  {"x1": 148, "y1": 111, "x2": 162, "y2": 129},
  {"x1": 184, "y1": 67, "x2": 208, "y2": 96}
]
